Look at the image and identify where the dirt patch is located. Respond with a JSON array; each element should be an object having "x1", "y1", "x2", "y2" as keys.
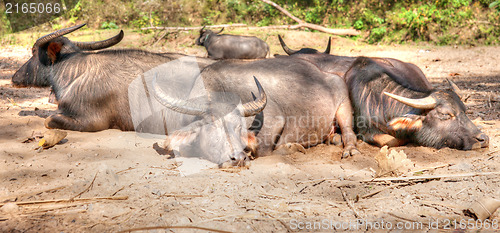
[{"x1": 0, "y1": 32, "x2": 499, "y2": 232}]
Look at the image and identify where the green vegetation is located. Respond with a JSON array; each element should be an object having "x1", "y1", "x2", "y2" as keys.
[{"x1": 1, "y1": 0, "x2": 499, "y2": 45}]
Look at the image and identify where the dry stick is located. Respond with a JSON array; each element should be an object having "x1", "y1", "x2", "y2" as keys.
[
  {"x1": 410, "y1": 163, "x2": 453, "y2": 174},
  {"x1": 161, "y1": 194, "x2": 203, "y2": 198},
  {"x1": 339, "y1": 187, "x2": 361, "y2": 219},
  {"x1": 1, "y1": 185, "x2": 66, "y2": 203},
  {"x1": 71, "y1": 171, "x2": 98, "y2": 200},
  {"x1": 141, "y1": 24, "x2": 247, "y2": 31},
  {"x1": 0, "y1": 196, "x2": 128, "y2": 207},
  {"x1": 360, "y1": 183, "x2": 408, "y2": 199},
  {"x1": 117, "y1": 225, "x2": 233, "y2": 233},
  {"x1": 363, "y1": 171, "x2": 500, "y2": 182},
  {"x1": 259, "y1": 0, "x2": 360, "y2": 36}
]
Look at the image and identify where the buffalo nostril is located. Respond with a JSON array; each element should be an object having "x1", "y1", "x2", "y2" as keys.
[{"x1": 475, "y1": 133, "x2": 489, "y2": 147}]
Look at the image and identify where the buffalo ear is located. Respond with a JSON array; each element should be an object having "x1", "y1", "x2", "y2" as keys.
[
  {"x1": 47, "y1": 42, "x2": 63, "y2": 63},
  {"x1": 39, "y1": 41, "x2": 63, "y2": 65},
  {"x1": 388, "y1": 115, "x2": 423, "y2": 132},
  {"x1": 242, "y1": 131, "x2": 258, "y2": 158}
]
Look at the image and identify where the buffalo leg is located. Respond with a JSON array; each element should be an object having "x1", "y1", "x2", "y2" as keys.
[
  {"x1": 335, "y1": 101, "x2": 360, "y2": 158},
  {"x1": 45, "y1": 114, "x2": 109, "y2": 132}
]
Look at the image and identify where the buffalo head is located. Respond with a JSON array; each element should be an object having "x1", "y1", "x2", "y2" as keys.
[
  {"x1": 11, "y1": 24, "x2": 123, "y2": 87},
  {"x1": 195, "y1": 26, "x2": 224, "y2": 46},
  {"x1": 152, "y1": 75, "x2": 267, "y2": 166},
  {"x1": 384, "y1": 83, "x2": 489, "y2": 150}
]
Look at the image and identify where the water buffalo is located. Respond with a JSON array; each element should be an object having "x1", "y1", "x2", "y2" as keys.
[
  {"x1": 196, "y1": 26, "x2": 269, "y2": 59},
  {"x1": 345, "y1": 57, "x2": 489, "y2": 150},
  {"x1": 13, "y1": 24, "x2": 215, "y2": 132},
  {"x1": 279, "y1": 36, "x2": 488, "y2": 150},
  {"x1": 152, "y1": 76, "x2": 267, "y2": 165},
  {"x1": 277, "y1": 36, "x2": 431, "y2": 91},
  {"x1": 11, "y1": 25, "x2": 124, "y2": 87},
  {"x1": 168, "y1": 56, "x2": 360, "y2": 158}
]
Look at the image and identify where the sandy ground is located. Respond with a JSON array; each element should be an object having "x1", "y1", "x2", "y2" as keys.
[{"x1": 0, "y1": 31, "x2": 499, "y2": 232}]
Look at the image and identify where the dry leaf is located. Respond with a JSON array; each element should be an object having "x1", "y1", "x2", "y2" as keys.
[{"x1": 375, "y1": 146, "x2": 413, "y2": 176}]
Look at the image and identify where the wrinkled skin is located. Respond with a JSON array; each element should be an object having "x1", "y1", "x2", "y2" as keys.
[{"x1": 345, "y1": 57, "x2": 489, "y2": 150}]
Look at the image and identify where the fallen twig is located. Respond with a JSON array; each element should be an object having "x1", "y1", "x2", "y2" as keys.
[
  {"x1": 360, "y1": 183, "x2": 408, "y2": 199},
  {"x1": 117, "y1": 225, "x2": 233, "y2": 233},
  {"x1": 259, "y1": 0, "x2": 360, "y2": 36},
  {"x1": 0, "y1": 196, "x2": 128, "y2": 207},
  {"x1": 1, "y1": 185, "x2": 65, "y2": 203},
  {"x1": 339, "y1": 187, "x2": 361, "y2": 218},
  {"x1": 162, "y1": 194, "x2": 203, "y2": 198},
  {"x1": 71, "y1": 171, "x2": 98, "y2": 200},
  {"x1": 364, "y1": 171, "x2": 500, "y2": 183},
  {"x1": 410, "y1": 163, "x2": 453, "y2": 174},
  {"x1": 141, "y1": 24, "x2": 247, "y2": 31}
]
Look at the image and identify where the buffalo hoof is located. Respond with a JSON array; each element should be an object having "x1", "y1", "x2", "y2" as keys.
[
  {"x1": 327, "y1": 133, "x2": 342, "y2": 146},
  {"x1": 273, "y1": 143, "x2": 306, "y2": 155},
  {"x1": 342, "y1": 146, "x2": 361, "y2": 159}
]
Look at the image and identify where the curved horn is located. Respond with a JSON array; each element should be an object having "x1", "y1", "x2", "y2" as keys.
[
  {"x1": 151, "y1": 75, "x2": 208, "y2": 116},
  {"x1": 73, "y1": 30, "x2": 124, "y2": 50},
  {"x1": 216, "y1": 27, "x2": 224, "y2": 34},
  {"x1": 446, "y1": 78, "x2": 463, "y2": 97},
  {"x1": 278, "y1": 35, "x2": 299, "y2": 55},
  {"x1": 384, "y1": 92, "x2": 437, "y2": 109},
  {"x1": 324, "y1": 37, "x2": 331, "y2": 54},
  {"x1": 200, "y1": 25, "x2": 206, "y2": 33},
  {"x1": 34, "y1": 24, "x2": 86, "y2": 48},
  {"x1": 240, "y1": 76, "x2": 267, "y2": 117}
]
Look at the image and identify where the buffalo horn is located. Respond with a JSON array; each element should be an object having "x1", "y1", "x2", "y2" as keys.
[
  {"x1": 200, "y1": 25, "x2": 206, "y2": 33},
  {"x1": 240, "y1": 76, "x2": 267, "y2": 117},
  {"x1": 277, "y1": 35, "x2": 299, "y2": 55},
  {"x1": 151, "y1": 75, "x2": 208, "y2": 116},
  {"x1": 34, "y1": 24, "x2": 86, "y2": 49},
  {"x1": 216, "y1": 27, "x2": 224, "y2": 34},
  {"x1": 73, "y1": 30, "x2": 124, "y2": 50},
  {"x1": 446, "y1": 78, "x2": 464, "y2": 97},
  {"x1": 384, "y1": 92, "x2": 437, "y2": 109},
  {"x1": 324, "y1": 37, "x2": 331, "y2": 54}
]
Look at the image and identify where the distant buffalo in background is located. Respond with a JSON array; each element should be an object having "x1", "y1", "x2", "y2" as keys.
[{"x1": 196, "y1": 26, "x2": 269, "y2": 59}]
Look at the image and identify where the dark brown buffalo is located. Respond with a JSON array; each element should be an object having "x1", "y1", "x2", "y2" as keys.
[
  {"x1": 345, "y1": 57, "x2": 489, "y2": 150},
  {"x1": 196, "y1": 26, "x2": 269, "y2": 59},
  {"x1": 279, "y1": 36, "x2": 488, "y2": 150},
  {"x1": 13, "y1": 24, "x2": 215, "y2": 132}
]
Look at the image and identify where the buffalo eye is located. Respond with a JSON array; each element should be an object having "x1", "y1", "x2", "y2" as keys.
[{"x1": 436, "y1": 111, "x2": 454, "y2": 120}]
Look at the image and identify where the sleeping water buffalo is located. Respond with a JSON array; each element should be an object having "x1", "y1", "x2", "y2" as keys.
[
  {"x1": 151, "y1": 76, "x2": 267, "y2": 165},
  {"x1": 11, "y1": 26, "x2": 124, "y2": 87},
  {"x1": 159, "y1": 56, "x2": 360, "y2": 159},
  {"x1": 345, "y1": 57, "x2": 489, "y2": 150},
  {"x1": 279, "y1": 36, "x2": 488, "y2": 150},
  {"x1": 196, "y1": 26, "x2": 269, "y2": 59},
  {"x1": 277, "y1": 35, "x2": 430, "y2": 89},
  {"x1": 12, "y1": 24, "x2": 215, "y2": 132}
]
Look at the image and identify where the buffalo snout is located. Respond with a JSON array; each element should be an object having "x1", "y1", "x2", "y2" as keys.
[{"x1": 475, "y1": 133, "x2": 489, "y2": 148}]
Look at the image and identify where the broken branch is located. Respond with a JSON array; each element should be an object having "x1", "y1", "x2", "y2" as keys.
[{"x1": 259, "y1": 0, "x2": 360, "y2": 36}]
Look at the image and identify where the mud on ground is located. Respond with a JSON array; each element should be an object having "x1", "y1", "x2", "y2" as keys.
[{"x1": 0, "y1": 31, "x2": 499, "y2": 232}]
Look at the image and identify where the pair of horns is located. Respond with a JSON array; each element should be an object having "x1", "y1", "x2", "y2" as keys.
[
  {"x1": 278, "y1": 35, "x2": 331, "y2": 55},
  {"x1": 152, "y1": 76, "x2": 267, "y2": 117},
  {"x1": 200, "y1": 26, "x2": 224, "y2": 34},
  {"x1": 34, "y1": 23, "x2": 123, "y2": 51}
]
